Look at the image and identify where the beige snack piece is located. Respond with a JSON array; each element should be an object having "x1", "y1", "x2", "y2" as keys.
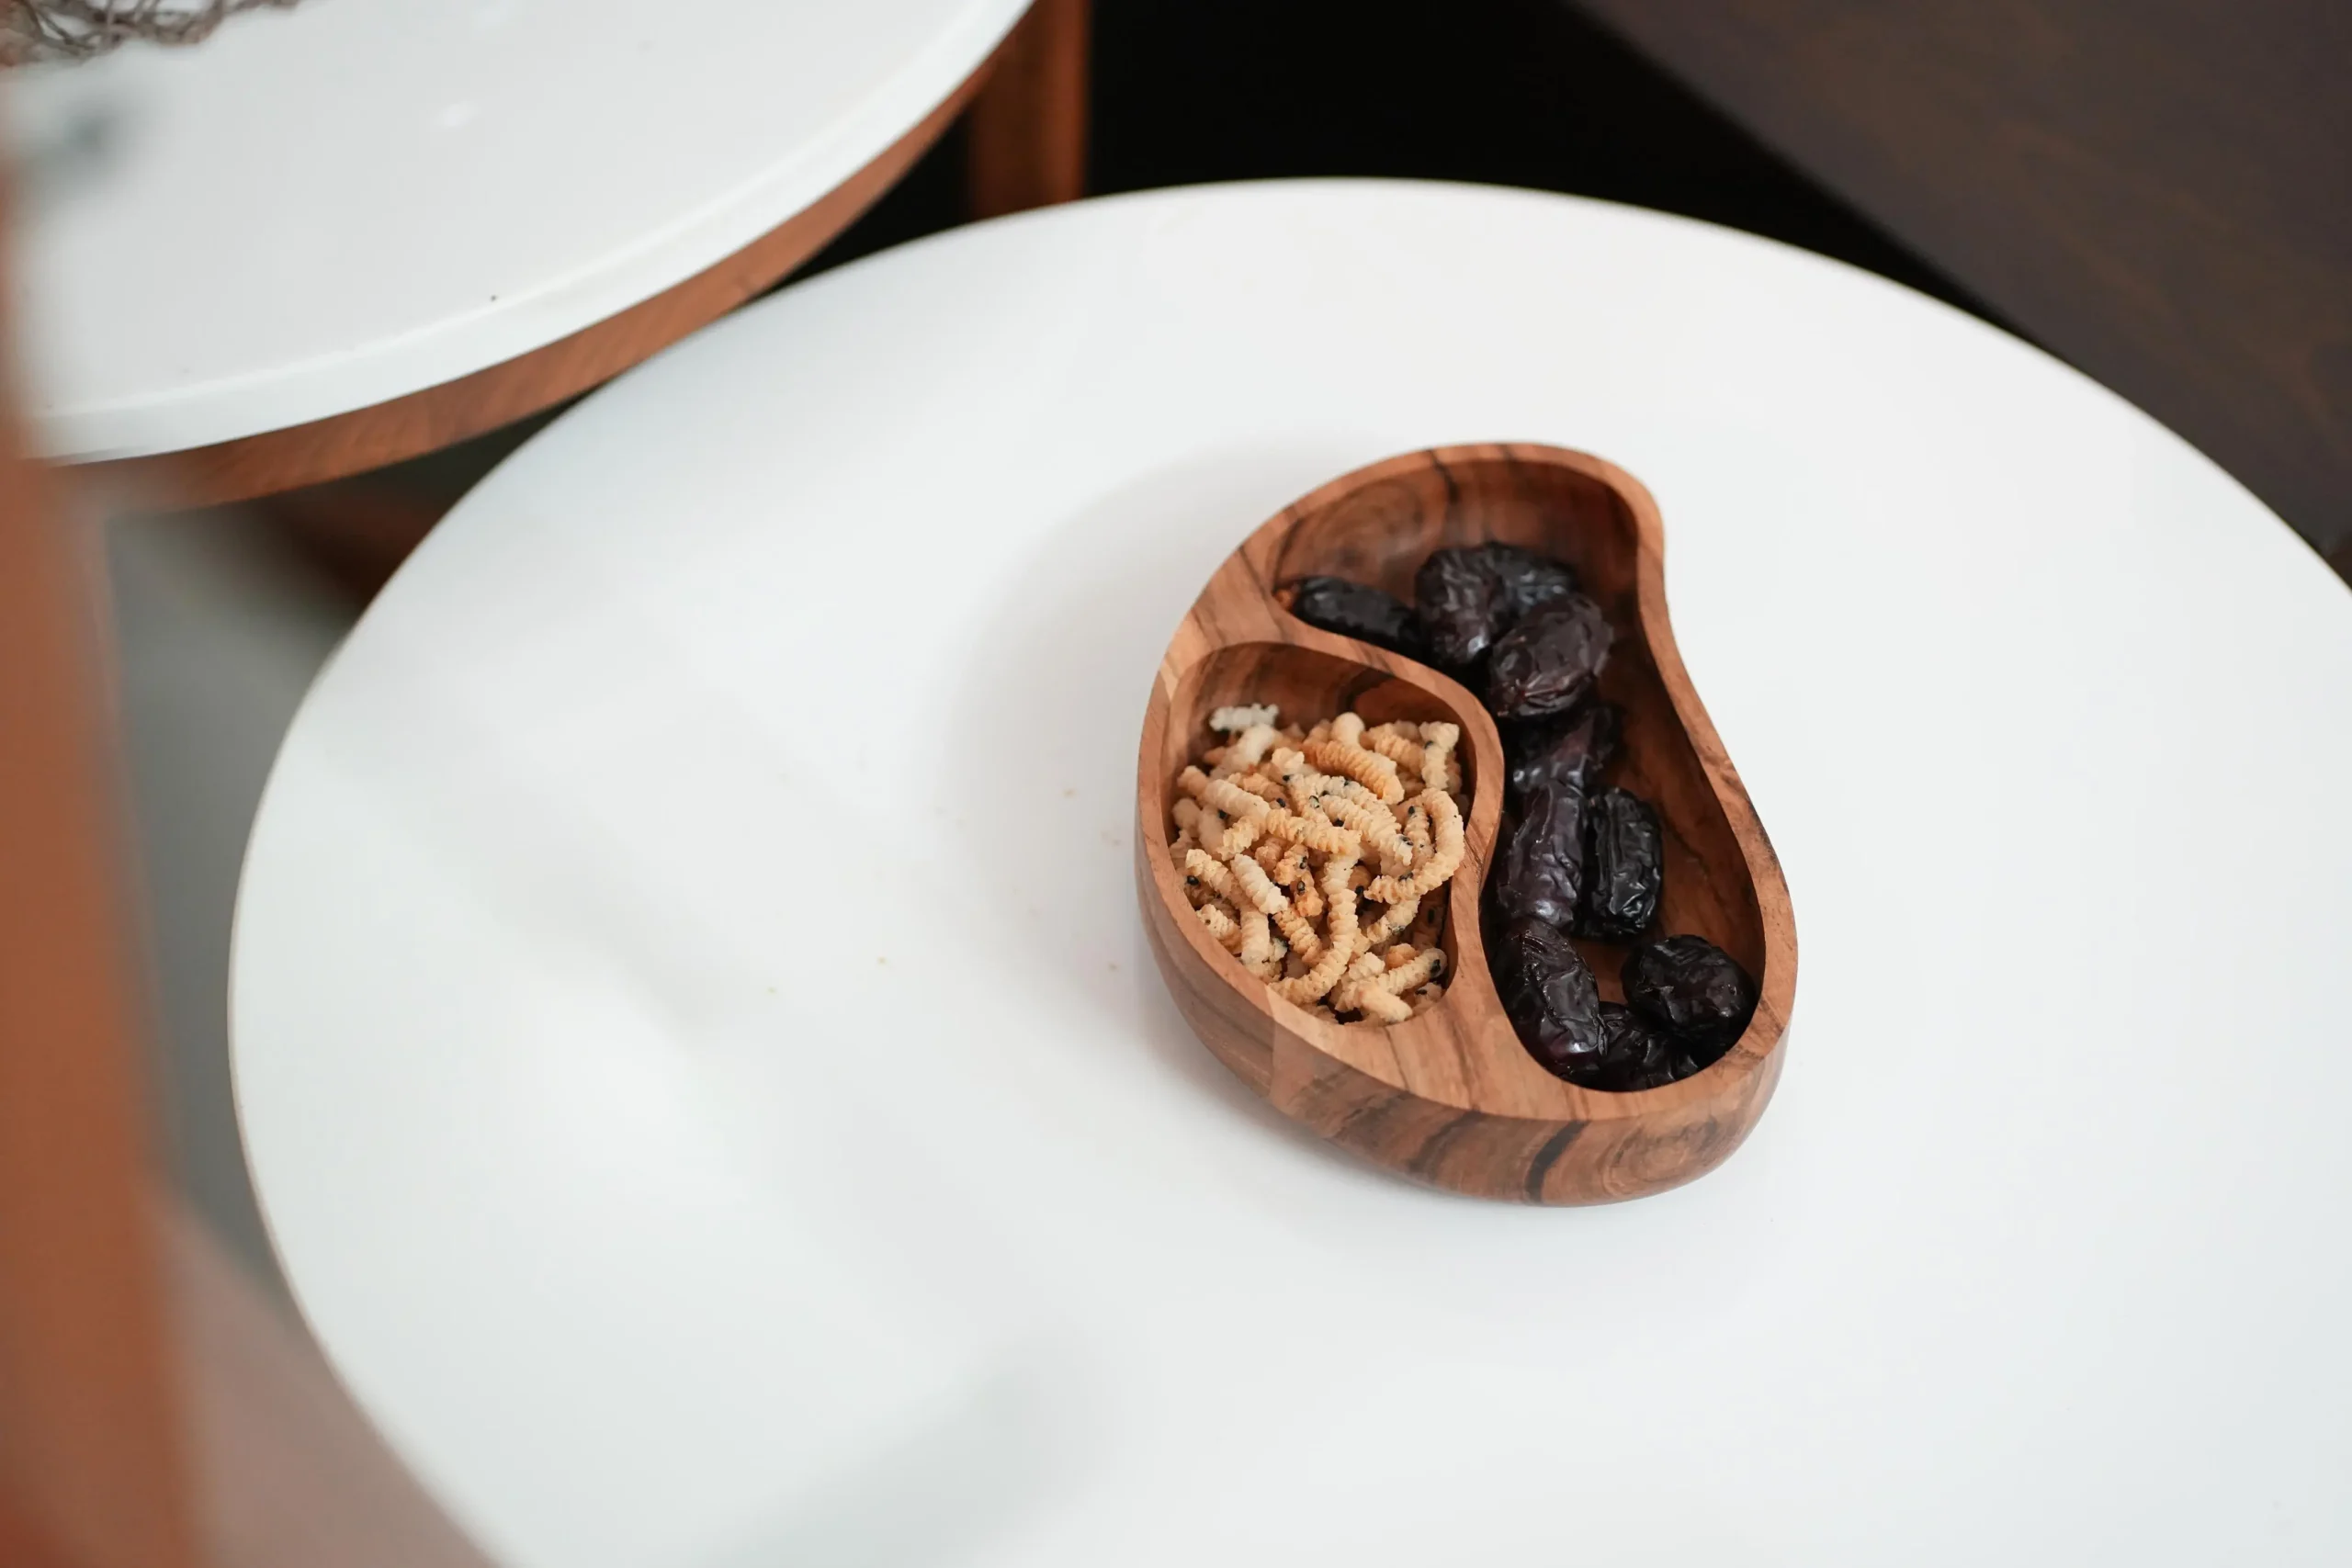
[
  {"x1": 1171, "y1": 701, "x2": 1472, "y2": 1022},
  {"x1": 1302, "y1": 738, "x2": 1406, "y2": 806}
]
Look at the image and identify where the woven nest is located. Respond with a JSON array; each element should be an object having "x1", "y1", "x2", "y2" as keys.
[{"x1": 3, "y1": 0, "x2": 300, "y2": 66}]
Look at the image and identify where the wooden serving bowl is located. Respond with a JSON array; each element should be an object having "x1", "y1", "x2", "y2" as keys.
[{"x1": 1135, "y1": 445, "x2": 1797, "y2": 1203}]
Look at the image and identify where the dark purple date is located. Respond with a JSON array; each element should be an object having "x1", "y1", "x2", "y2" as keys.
[
  {"x1": 1413, "y1": 547, "x2": 1510, "y2": 673},
  {"x1": 1275, "y1": 544, "x2": 1739, "y2": 1095},
  {"x1": 1590, "y1": 1003, "x2": 1706, "y2": 1091},
  {"x1": 1622, "y1": 935, "x2": 1758, "y2": 1052},
  {"x1": 1485, "y1": 594, "x2": 1612, "y2": 721},
  {"x1": 1282, "y1": 575, "x2": 1425, "y2": 658},
  {"x1": 1489, "y1": 784, "x2": 1588, "y2": 930},
  {"x1": 1490, "y1": 917, "x2": 1610, "y2": 1082},
  {"x1": 1577, "y1": 787, "x2": 1663, "y2": 942},
  {"x1": 1411, "y1": 542, "x2": 1581, "y2": 675},
  {"x1": 1504, "y1": 700, "x2": 1622, "y2": 804},
  {"x1": 1477, "y1": 541, "x2": 1578, "y2": 619}
]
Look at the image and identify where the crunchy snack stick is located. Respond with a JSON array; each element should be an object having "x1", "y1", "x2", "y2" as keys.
[
  {"x1": 1348, "y1": 988, "x2": 1414, "y2": 1024},
  {"x1": 1225, "y1": 724, "x2": 1283, "y2": 772},
  {"x1": 1232, "y1": 773, "x2": 1284, "y2": 803},
  {"x1": 1275, "y1": 852, "x2": 1362, "y2": 1007},
  {"x1": 1367, "y1": 789, "x2": 1464, "y2": 902},
  {"x1": 1359, "y1": 723, "x2": 1425, "y2": 774},
  {"x1": 1173, "y1": 700, "x2": 1471, "y2": 1024},
  {"x1": 1238, "y1": 911, "x2": 1281, "y2": 977},
  {"x1": 1209, "y1": 704, "x2": 1280, "y2": 733},
  {"x1": 1318, "y1": 850, "x2": 1362, "y2": 963},
  {"x1": 1205, "y1": 813, "x2": 1260, "y2": 860},
  {"x1": 1186, "y1": 766, "x2": 1360, "y2": 858},
  {"x1": 1418, "y1": 721, "x2": 1461, "y2": 795},
  {"x1": 1303, "y1": 738, "x2": 1406, "y2": 806},
  {"x1": 1226, "y1": 853, "x2": 1294, "y2": 919},
  {"x1": 1272, "y1": 908, "x2": 1327, "y2": 964},
  {"x1": 1373, "y1": 947, "x2": 1446, "y2": 995},
  {"x1": 1331, "y1": 951, "x2": 1413, "y2": 1022},
  {"x1": 1400, "y1": 797, "x2": 1433, "y2": 860},
  {"x1": 1359, "y1": 894, "x2": 1419, "y2": 949},
  {"x1": 1308, "y1": 789, "x2": 1412, "y2": 874},
  {"x1": 1195, "y1": 900, "x2": 1240, "y2": 945},
  {"x1": 1182, "y1": 847, "x2": 1241, "y2": 906}
]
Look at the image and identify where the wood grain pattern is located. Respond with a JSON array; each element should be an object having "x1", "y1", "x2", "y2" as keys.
[
  {"x1": 967, "y1": 0, "x2": 1090, "y2": 218},
  {"x1": 1135, "y1": 445, "x2": 1796, "y2": 1203},
  {"x1": 80, "y1": 36, "x2": 1005, "y2": 508}
]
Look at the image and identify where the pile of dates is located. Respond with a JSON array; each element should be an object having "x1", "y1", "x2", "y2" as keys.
[{"x1": 1284, "y1": 544, "x2": 1757, "y2": 1091}]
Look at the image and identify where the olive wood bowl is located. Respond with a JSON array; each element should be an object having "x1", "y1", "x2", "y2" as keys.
[{"x1": 1135, "y1": 445, "x2": 1797, "y2": 1203}]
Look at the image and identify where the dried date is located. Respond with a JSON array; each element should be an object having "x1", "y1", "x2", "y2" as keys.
[
  {"x1": 1591, "y1": 1003, "x2": 1703, "y2": 1091},
  {"x1": 1485, "y1": 594, "x2": 1612, "y2": 721},
  {"x1": 1490, "y1": 918, "x2": 1610, "y2": 1082},
  {"x1": 1413, "y1": 547, "x2": 1510, "y2": 673},
  {"x1": 1282, "y1": 576, "x2": 1426, "y2": 658},
  {"x1": 1622, "y1": 935, "x2": 1757, "y2": 1052},
  {"x1": 1577, "y1": 787, "x2": 1663, "y2": 942},
  {"x1": 1504, "y1": 700, "x2": 1622, "y2": 804},
  {"x1": 1409, "y1": 543, "x2": 1580, "y2": 675},
  {"x1": 1489, "y1": 784, "x2": 1588, "y2": 930},
  {"x1": 1476, "y1": 542, "x2": 1578, "y2": 618}
]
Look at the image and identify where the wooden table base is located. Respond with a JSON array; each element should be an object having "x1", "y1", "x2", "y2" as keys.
[{"x1": 969, "y1": 0, "x2": 1090, "y2": 217}]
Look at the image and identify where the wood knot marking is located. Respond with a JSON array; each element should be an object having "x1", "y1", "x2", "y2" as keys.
[{"x1": 1522, "y1": 1120, "x2": 1587, "y2": 1201}]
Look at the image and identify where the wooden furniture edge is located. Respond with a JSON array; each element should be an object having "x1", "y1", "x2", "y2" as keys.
[{"x1": 968, "y1": 0, "x2": 1091, "y2": 218}]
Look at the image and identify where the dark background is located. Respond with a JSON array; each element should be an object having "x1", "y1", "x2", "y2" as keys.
[
  {"x1": 820, "y1": 0, "x2": 1998, "y2": 317},
  {"x1": 816, "y1": 0, "x2": 2348, "y2": 580}
]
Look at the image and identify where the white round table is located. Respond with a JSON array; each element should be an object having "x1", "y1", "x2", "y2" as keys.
[
  {"x1": 11, "y1": 0, "x2": 1031, "y2": 487},
  {"x1": 232, "y1": 180, "x2": 2352, "y2": 1566}
]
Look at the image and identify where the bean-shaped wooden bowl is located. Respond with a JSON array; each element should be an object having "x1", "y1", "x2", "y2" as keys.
[{"x1": 1136, "y1": 444, "x2": 1796, "y2": 1204}]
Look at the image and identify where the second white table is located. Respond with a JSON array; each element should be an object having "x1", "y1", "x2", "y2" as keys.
[{"x1": 12, "y1": 0, "x2": 1031, "y2": 466}]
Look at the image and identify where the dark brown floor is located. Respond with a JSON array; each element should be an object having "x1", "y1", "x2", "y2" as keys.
[{"x1": 1576, "y1": 0, "x2": 2350, "y2": 579}]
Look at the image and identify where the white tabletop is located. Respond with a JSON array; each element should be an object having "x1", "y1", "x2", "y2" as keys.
[
  {"x1": 9, "y1": 0, "x2": 1027, "y2": 461},
  {"x1": 232, "y1": 181, "x2": 2352, "y2": 1566}
]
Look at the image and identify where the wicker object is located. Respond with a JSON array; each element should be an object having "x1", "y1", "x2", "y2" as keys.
[{"x1": 4, "y1": 1, "x2": 300, "y2": 66}]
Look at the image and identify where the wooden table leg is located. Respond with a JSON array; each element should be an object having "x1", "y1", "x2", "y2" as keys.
[
  {"x1": 3, "y1": 145, "x2": 491, "y2": 1553},
  {"x1": 0, "y1": 381, "x2": 204, "y2": 1568},
  {"x1": 967, "y1": 0, "x2": 1091, "y2": 217}
]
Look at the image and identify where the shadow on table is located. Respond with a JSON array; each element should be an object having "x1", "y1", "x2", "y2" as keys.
[{"x1": 684, "y1": 1343, "x2": 1080, "y2": 1568}]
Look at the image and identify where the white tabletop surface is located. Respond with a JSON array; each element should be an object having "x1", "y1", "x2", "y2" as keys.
[
  {"x1": 232, "y1": 181, "x2": 2352, "y2": 1566},
  {"x1": 8, "y1": 0, "x2": 1027, "y2": 461}
]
